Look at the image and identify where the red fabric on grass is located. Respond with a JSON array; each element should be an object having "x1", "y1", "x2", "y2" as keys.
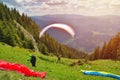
[{"x1": 0, "y1": 60, "x2": 46, "y2": 78}]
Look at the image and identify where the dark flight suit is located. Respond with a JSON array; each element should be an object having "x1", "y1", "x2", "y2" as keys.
[{"x1": 30, "y1": 55, "x2": 36, "y2": 67}]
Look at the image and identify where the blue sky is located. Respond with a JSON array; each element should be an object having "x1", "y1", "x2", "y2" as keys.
[{"x1": 1, "y1": 0, "x2": 120, "y2": 16}]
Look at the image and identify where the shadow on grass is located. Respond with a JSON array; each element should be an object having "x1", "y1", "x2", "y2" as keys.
[{"x1": 38, "y1": 56, "x2": 67, "y2": 65}]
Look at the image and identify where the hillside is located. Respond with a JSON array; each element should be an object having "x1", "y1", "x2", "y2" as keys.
[
  {"x1": 0, "y1": 2, "x2": 86, "y2": 59},
  {"x1": 0, "y1": 42, "x2": 120, "y2": 80},
  {"x1": 13, "y1": 20, "x2": 39, "y2": 52}
]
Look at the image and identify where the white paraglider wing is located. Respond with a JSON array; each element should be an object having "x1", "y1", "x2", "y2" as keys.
[{"x1": 39, "y1": 23, "x2": 75, "y2": 38}]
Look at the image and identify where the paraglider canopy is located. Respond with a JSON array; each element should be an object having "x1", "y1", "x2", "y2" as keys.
[{"x1": 39, "y1": 23, "x2": 75, "y2": 38}]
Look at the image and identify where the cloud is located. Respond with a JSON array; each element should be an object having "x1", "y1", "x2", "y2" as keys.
[
  {"x1": 2, "y1": 0, "x2": 120, "y2": 16},
  {"x1": 15, "y1": 0, "x2": 33, "y2": 3},
  {"x1": 46, "y1": 1, "x2": 67, "y2": 6},
  {"x1": 15, "y1": 0, "x2": 23, "y2": 3}
]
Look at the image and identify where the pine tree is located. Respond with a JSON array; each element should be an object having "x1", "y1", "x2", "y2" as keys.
[
  {"x1": 101, "y1": 42, "x2": 107, "y2": 59},
  {"x1": 93, "y1": 46, "x2": 100, "y2": 60}
]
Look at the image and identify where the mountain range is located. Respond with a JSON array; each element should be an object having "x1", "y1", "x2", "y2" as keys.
[{"x1": 32, "y1": 14, "x2": 120, "y2": 53}]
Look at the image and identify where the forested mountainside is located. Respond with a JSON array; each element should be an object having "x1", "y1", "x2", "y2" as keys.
[{"x1": 0, "y1": 2, "x2": 86, "y2": 59}]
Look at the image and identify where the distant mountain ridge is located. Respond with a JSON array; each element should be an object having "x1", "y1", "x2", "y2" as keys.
[{"x1": 32, "y1": 14, "x2": 120, "y2": 52}]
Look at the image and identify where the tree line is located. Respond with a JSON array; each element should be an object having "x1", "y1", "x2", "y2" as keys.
[{"x1": 90, "y1": 32, "x2": 120, "y2": 60}]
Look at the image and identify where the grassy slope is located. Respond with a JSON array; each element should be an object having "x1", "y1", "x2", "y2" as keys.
[{"x1": 0, "y1": 42, "x2": 120, "y2": 80}]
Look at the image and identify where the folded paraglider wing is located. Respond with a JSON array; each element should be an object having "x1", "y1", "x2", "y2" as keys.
[
  {"x1": 81, "y1": 70, "x2": 120, "y2": 80},
  {"x1": 0, "y1": 60, "x2": 46, "y2": 78}
]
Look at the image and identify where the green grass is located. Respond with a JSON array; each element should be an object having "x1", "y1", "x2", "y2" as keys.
[{"x1": 0, "y1": 42, "x2": 120, "y2": 80}]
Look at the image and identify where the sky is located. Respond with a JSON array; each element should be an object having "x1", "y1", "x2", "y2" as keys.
[{"x1": 1, "y1": 0, "x2": 120, "y2": 16}]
